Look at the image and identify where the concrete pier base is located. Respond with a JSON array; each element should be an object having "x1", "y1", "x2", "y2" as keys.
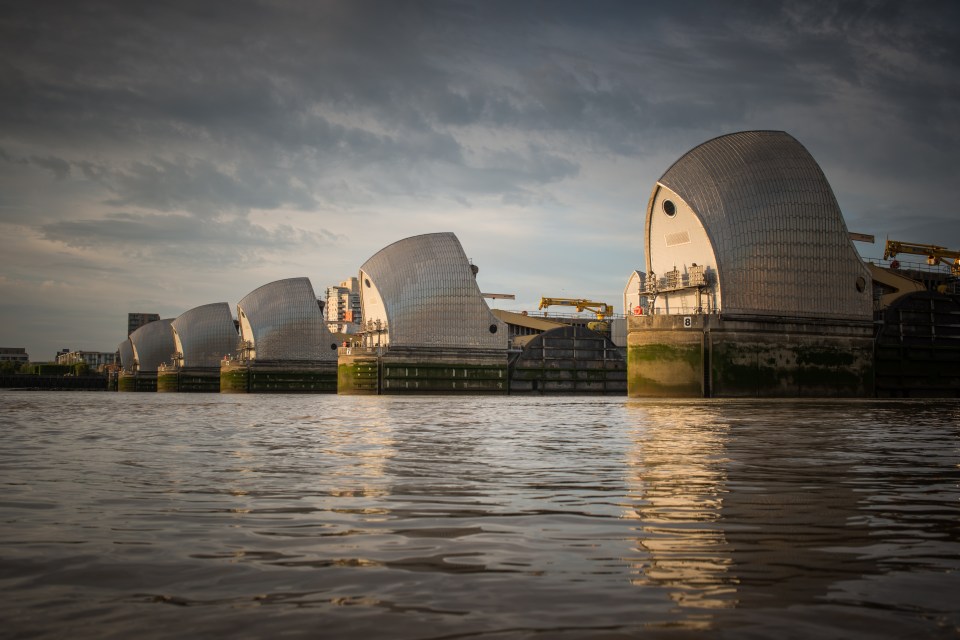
[
  {"x1": 220, "y1": 361, "x2": 337, "y2": 394},
  {"x1": 118, "y1": 372, "x2": 158, "y2": 392},
  {"x1": 157, "y1": 368, "x2": 222, "y2": 393},
  {"x1": 338, "y1": 347, "x2": 508, "y2": 395},
  {"x1": 628, "y1": 314, "x2": 875, "y2": 397}
]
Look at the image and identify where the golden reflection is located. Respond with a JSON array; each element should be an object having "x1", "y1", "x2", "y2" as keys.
[
  {"x1": 219, "y1": 403, "x2": 399, "y2": 514},
  {"x1": 624, "y1": 400, "x2": 879, "y2": 618},
  {"x1": 623, "y1": 401, "x2": 737, "y2": 611},
  {"x1": 321, "y1": 401, "x2": 397, "y2": 499}
]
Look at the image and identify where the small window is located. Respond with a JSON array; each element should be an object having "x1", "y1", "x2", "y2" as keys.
[
  {"x1": 489, "y1": 324, "x2": 498, "y2": 334},
  {"x1": 330, "y1": 343, "x2": 338, "y2": 350},
  {"x1": 662, "y1": 200, "x2": 676, "y2": 217},
  {"x1": 855, "y1": 276, "x2": 866, "y2": 293},
  {"x1": 364, "y1": 278, "x2": 371, "y2": 288}
]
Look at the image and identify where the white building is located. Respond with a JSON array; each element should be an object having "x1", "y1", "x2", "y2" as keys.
[
  {"x1": 325, "y1": 277, "x2": 362, "y2": 334},
  {"x1": 55, "y1": 350, "x2": 118, "y2": 369}
]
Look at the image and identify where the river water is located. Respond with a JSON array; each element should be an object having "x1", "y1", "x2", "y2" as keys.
[{"x1": 1, "y1": 391, "x2": 958, "y2": 639}]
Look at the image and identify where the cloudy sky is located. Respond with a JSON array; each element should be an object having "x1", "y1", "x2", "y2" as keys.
[{"x1": 2, "y1": 0, "x2": 959, "y2": 360}]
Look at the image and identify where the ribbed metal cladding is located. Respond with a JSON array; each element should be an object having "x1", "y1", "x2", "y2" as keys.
[
  {"x1": 129, "y1": 319, "x2": 175, "y2": 372},
  {"x1": 118, "y1": 339, "x2": 134, "y2": 371},
  {"x1": 655, "y1": 130, "x2": 872, "y2": 321},
  {"x1": 172, "y1": 302, "x2": 237, "y2": 368},
  {"x1": 359, "y1": 232, "x2": 507, "y2": 349},
  {"x1": 236, "y1": 277, "x2": 337, "y2": 362}
]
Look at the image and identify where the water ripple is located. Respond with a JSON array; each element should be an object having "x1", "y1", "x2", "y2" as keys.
[{"x1": 0, "y1": 392, "x2": 958, "y2": 639}]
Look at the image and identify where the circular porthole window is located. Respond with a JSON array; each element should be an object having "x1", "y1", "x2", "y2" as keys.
[
  {"x1": 330, "y1": 343, "x2": 338, "y2": 351},
  {"x1": 489, "y1": 324, "x2": 498, "y2": 334},
  {"x1": 662, "y1": 200, "x2": 676, "y2": 217},
  {"x1": 364, "y1": 278, "x2": 371, "y2": 288},
  {"x1": 855, "y1": 276, "x2": 866, "y2": 293}
]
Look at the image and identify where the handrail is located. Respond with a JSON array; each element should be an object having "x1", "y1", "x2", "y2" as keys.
[{"x1": 338, "y1": 346, "x2": 386, "y2": 356}]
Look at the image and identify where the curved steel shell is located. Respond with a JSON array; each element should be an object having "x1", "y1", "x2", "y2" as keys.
[
  {"x1": 650, "y1": 130, "x2": 871, "y2": 320},
  {"x1": 129, "y1": 319, "x2": 176, "y2": 372},
  {"x1": 118, "y1": 339, "x2": 134, "y2": 371},
  {"x1": 237, "y1": 277, "x2": 336, "y2": 362},
  {"x1": 359, "y1": 232, "x2": 507, "y2": 349},
  {"x1": 172, "y1": 302, "x2": 237, "y2": 368}
]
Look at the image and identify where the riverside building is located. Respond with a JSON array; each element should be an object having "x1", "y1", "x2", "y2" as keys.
[
  {"x1": 127, "y1": 312, "x2": 160, "y2": 336},
  {"x1": 325, "y1": 277, "x2": 362, "y2": 334},
  {"x1": 0, "y1": 347, "x2": 29, "y2": 364},
  {"x1": 55, "y1": 350, "x2": 117, "y2": 370}
]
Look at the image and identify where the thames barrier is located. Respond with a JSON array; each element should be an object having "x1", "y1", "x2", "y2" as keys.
[{"x1": 54, "y1": 131, "x2": 956, "y2": 398}]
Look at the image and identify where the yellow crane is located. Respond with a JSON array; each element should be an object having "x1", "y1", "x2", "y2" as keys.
[
  {"x1": 884, "y1": 240, "x2": 960, "y2": 277},
  {"x1": 538, "y1": 297, "x2": 614, "y2": 319},
  {"x1": 538, "y1": 297, "x2": 614, "y2": 333}
]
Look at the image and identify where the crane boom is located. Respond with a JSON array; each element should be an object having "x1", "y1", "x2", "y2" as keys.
[
  {"x1": 884, "y1": 240, "x2": 960, "y2": 276},
  {"x1": 538, "y1": 297, "x2": 614, "y2": 320}
]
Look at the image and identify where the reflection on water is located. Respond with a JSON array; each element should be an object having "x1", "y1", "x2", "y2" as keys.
[
  {"x1": 625, "y1": 404, "x2": 734, "y2": 614},
  {"x1": 0, "y1": 392, "x2": 958, "y2": 639},
  {"x1": 624, "y1": 402, "x2": 890, "y2": 622}
]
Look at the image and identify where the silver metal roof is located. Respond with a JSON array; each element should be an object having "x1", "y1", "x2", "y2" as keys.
[
  {"x1": 117, "y1": 339, "x2": 134, "y2": 371},
  {"x1": 172, "y1": 302, "x2": 237, "y2": 368},
  {"x1": 650, "y1": 130, "x2": 871, "y2": 321},
  {"x1": 236, "y1": 277, "x2": 337, "y2": 362},
  {"x1": 129, "y1": 318, "x2": 175, "y2": 372},
  {"x1": 359, "y1": 232, "x2": 507, "y2": 349}
]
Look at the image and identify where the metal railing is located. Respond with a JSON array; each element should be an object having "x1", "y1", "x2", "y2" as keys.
[
  {"x1": 337, "y1": 345, "x2": 387, "y2": 356},
  {"x1": 867, "y1": 258, "x2": 959, "y2": 294}
]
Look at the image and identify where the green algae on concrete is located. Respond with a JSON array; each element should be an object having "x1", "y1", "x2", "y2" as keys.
[
  {"x1": 118, "y1": 373, "x2": 157, "y2": 392},
  {"x1": 710, "y1": 337, "x2": 873, "y2": 397},
  {"x1": 627, "y1": 342, "x2": 703, "y2": 397},
  {"x1": 156, "y1": 372, "x2": 179, "y2": 393},
  {"x1": 381, "y1": 361, "x2": 507, "y2": 394},
  {"x1": 157, "y1": 370, "x2": 222, "y2": 393},
  {"x1": 627, "y1": 313, "x2": 874, "y2": 398},
  {"x1": 221, "y1": 362, "x2": 336, "y2": 394},
  {"x1": 220, "y1": 365, "x2": 250, "y2": 393},
  {"x1": 337, "y1": 357, "x2": 380, "y2": 395},
  {"x1": 338, "y1": 348, "x2": 509, "y2": 395}
]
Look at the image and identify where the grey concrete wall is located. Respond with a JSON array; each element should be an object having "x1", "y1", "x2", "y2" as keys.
[{"x1": 628, "y1": 314, "x2": 874, "y2": 397}]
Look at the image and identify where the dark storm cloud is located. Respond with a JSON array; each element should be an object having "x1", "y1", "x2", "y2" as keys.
[
  {"x1": 0, "y1": 147, "x2": 70, "y2": 179},
  {"x1": 79, "y1": 157, "x2": 317, "y2": 215},
  {"x1": 41, "y1": 211, "x2": 341, "y2": 266},
  {"x1": 5, "y1": 1, "x2": 957, "y2": 177},
  {"x1": 4, "y1": 0, "x2": 960, "y2": 362}
]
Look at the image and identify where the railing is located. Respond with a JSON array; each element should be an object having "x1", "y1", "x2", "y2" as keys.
[
  {"x1": 867, "y1": 258, "x2": 959, "y2": 294},
  {"x1": 867, "y1": 256, "x2": 954, "y2": 275},
  {"x1": 524, "y1": 311, "x2": 627, "y2": 321},
  {"x1": 338, "y1": 346, "x2": 387, "y2": 356}
]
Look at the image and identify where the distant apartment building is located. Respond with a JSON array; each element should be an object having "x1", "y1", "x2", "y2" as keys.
[
  {"x1": 325, "y1": 277, "x2": 362, "y2": 334},
  {"x1": 0, "y1": 347, "x2": 29, "y2": 363},
  {"x1": 128, "y1": 312, "x2": 160, "y2": 336},
  {"x1": 55, "y1": 350, "x2": 118, "y2": 369}
]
